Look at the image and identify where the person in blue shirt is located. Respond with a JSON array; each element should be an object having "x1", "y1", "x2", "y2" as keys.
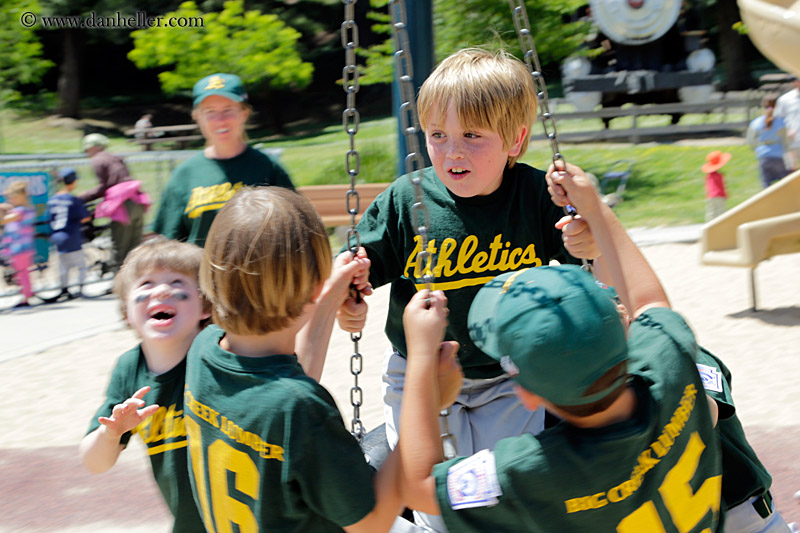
[
  {"x1": 747, "y1": 94, "x2": 791, "y2": 188},
  {"x1": 48, "y1": 167, "x2": 91, "y2": 300}
]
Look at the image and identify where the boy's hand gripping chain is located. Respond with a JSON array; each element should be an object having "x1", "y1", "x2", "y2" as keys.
[
  {"x1": 342, "y1": 0, "x2": 365, "y2": 443},
  {"x1": 389, "y1": 0, "x2": 457, "y2": 460},
  {"x1": 508, "y1": 0, "x2": 591, "y2": 272}
]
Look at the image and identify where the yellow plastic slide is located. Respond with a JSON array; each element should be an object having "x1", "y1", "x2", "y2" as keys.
[{"x1": 701, "y1": 171, "x2": 800, "y2": 310}]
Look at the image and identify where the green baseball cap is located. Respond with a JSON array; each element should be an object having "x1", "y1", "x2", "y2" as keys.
[
  {"x1": 193, "y1": 73, "x2": 248, "y2": 106},
  {"x1": 468, "y1": 265, "x2": 628, "y2": 406}
]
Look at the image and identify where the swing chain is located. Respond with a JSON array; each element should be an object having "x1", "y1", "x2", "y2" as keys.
[
  {"x1": 508, "y1": 0, "x2": 590, "y2": 271},
  {"x1": 389, "y1": 0, "x2": 455, "y2": 460},
  {"x1": 508, "y1": 0, "x2": 564, "y2": 171},
  {"x1": 388, "y1": 0, "x2": 435, "y2": 291},
  {"x1": 342, "y1": 0, "x2": 366, "y2": 443}
]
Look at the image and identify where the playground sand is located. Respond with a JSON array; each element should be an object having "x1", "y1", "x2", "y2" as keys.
[{"x1": 0, "y1": 241, "x2": 798, "y2": 532}]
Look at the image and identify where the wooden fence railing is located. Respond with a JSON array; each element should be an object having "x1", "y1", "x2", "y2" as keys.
[{"x1": 533, "y1": 97, "x2": 762, "y2": 144}]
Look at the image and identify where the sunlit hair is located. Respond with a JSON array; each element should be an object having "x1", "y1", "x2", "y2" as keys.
[
  {"x1": 4, "y1": 180, "x2": 29, "y2": 200},
  {"x1": 763, "y1": 93, "x2": 779, "y2": 129},
  {"x1": 201, "y1": 187, "x2": 332, "y2": 335},
  {"x1": 417, "y1": 48, "x2": 537, "y2": 167},
  {"x1": 113, "y1": 236, "x2": 210, "y2": 324}
]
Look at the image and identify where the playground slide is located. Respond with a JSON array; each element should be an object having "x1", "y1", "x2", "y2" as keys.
[
  {"x1": 701, "y1": 171, "x2": 800, "y2": 310},
  {"x1": 702, "y1": 170, "x2": 800, "y2": 268},
  {"x1": 738, "y1": 0, "x2": 800, "y2": 78}
]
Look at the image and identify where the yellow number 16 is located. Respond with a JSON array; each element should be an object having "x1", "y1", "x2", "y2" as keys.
[{"x1": 186, "y1": 417, "x2": 260, "y2": 533}]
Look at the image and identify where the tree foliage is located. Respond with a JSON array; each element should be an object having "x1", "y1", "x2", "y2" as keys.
[
  {"x1": 128, "y1": 0, "x2": 313, "y2": 96},
  {"x1": 0, "y1": 0, "x2": 54, "y2": 104},
  {"x1": 359, "y1": 0, "x2": 589, "y2": 85}
]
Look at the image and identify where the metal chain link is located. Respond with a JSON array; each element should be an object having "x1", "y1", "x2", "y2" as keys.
[
  {"x1": 341, "y1": 0, "x2": 365, "y2": 443},
  {"x1": 389, "y1": 0, "x2": 456, "y2": 460},
  {"x1": 388, "y1": 0, "x2": 434, "y2": 291},
  {"x1": 508, "y1": 0, "x2": 590, "y2": 271}
]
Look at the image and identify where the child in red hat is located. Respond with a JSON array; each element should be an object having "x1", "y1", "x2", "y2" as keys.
[{"x1": 702, "y1": 150, "x2": 731, "y2": 222}]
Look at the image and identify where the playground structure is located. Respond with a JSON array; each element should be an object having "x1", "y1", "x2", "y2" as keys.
[
  {"x1": 700, "y1": 0, "x2": 800, "y2": 311},
  {"x1": 562, "y1": 0, "x2": 715, "y2": 113},
  {"x1": 701, "y1": 170, "x2": 800, "y2": 311}
]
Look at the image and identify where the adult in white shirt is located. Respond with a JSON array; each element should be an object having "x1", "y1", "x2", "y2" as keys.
[{"x1": 774, "y1": 79, "x2": 800, "y2": 170}]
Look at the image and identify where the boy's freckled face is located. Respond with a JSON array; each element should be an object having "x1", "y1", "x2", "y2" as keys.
[
  {"x1": 425, "y1": 102, "x2": 523, "y2": 198},
  {"x1": 126, "y1": 269, "x2": 208, "y2": 343}
]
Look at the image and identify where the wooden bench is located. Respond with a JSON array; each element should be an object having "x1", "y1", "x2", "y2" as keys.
[
  {"x1": 125, "y1": 124, "x2": 203, "y2": 151},
  {"x1": 132, "y1": 135, "x2": 205, "y2": 151},
  {"x1": 701, "y1": 170, "x2": 800, "y2": 310},
  {"x1": 298, "y1": 183, "x2": 391, "y2": 227}
]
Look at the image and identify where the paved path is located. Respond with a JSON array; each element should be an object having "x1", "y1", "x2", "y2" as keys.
[{"x1": 2, "y1": 225, "x2": 799, "y2": 532}]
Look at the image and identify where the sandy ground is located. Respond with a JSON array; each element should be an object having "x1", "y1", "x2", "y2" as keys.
[{"x1": 0, "y1": 241, "x2": 798, "y2": 532}]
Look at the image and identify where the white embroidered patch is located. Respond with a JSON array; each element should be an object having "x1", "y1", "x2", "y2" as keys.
[
  {"x1": 500, "y1": 356, "x2": 519, "y2": 378},
  {"x1": 697, "y1": 363, "x2": 723, "y2": 393},
  {"x1": 446, "y1": 449, "x2": 503, "y2": 510}
]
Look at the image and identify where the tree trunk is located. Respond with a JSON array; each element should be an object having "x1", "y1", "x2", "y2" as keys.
[
  {"x1": 57, "y1": 29, "x2": 81, "y2": 117},
  {"x1": 715, "y1": 0, "x2": 753, "y2": 90}
]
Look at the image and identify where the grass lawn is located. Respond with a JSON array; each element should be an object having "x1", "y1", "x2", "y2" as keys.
[{"x1": 0, "y1": 109, "x2": 765, "y2": 229}]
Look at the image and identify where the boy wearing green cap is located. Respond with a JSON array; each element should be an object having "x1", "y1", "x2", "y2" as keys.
[
  {"x1": 153, "y1": 73, "x2": 294, "y2": 247},
  {"x1": 398, "y1": 162, "x2": 724, "y2": 532}
]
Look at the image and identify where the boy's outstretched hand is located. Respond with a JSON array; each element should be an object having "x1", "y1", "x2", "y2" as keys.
[
  {"x1": 97, "y1": 386, "x2": 159, "y2": 440},
  {"x1": 546, "y1": 161, "x2": 605, "y2": 260},
  {"x1": 557, "y1": 215, "x2": 600, "y2": 260},
  {"x1": 328, "y1": 247, "x2": 372, "y2": 333},
  {"x1": 403, "y1": 290, "x2": 463, "y2": 409},
  {"x1": 436, "y1": 340, "x2": 463, "y2": 410},
  {"x1": 403, "y1": 290, "x2": 448, "y2": 356},
  {"x1": 546, "y1": 161, "x2": 604, "y2": 219}
]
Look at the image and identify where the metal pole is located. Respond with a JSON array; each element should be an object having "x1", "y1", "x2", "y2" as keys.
[{"x1": 392, "y1": 0, "x2": 433, "y2": 177}]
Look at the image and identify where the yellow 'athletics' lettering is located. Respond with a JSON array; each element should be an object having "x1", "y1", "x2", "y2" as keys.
[
  {"x1": 563, "y1": 384, "x2": 698, "y2": 513},
  {"x1": 132, "y1": 403, "x2": 187, "y2": 454},
  {"x1": 403, "y1": 234, "x2": 543, "y2": 290},
  {"x1": 184, "y1": 182, "x2": 245, "y2": 219}
]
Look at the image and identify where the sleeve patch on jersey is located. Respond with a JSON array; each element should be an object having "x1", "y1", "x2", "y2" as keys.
[
  {"x1": 696, "y1": 363, "x2": 723, "y2": 393},
  {"x1": 446, "y1": 449, "x2": 503, "y2": 510}
]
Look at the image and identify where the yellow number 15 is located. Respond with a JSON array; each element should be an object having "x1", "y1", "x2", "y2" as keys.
[
  {"x1": 186, "y1": 417, "x2": 260, "y2": 533},
  {"x1": 618, "y1": 432, "x2": 722, "y2": 533}
]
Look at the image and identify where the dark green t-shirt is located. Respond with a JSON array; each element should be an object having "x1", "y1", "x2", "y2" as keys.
[
  {"x1": 354, "y1": 163, "x2": 578, "y2": 379},
  {"x1": 695, "y1": 346, "x2": 773, "y2": 510},
  {"x1": 183, "y1": 325, "x2": 376, "y2": 532},
  {"x1": 432, "y1": 308, "x2": 723, "y2": 532},
  {"x1": 152, "y1": 146, "x2": 294, "y2": 247},
  {"x1": 87, "y1": 345, "x2": 204, "y2": 533}
]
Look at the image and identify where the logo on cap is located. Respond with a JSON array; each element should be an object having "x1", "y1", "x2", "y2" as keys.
[{"x1": 205, "y1": 76, "x2": 226, "y2": 90}]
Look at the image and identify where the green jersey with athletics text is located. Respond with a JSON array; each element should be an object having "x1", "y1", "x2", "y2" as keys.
[
  {"x1": 183, "y1": 325, "x2": 376, "y2": 532},
  {"x1": 354, "y1": 163, "x2": 579, "y2": 379},
  {"x1": 153, "y1": 146, "x2": 293, "y2": 247},
  {"x1": 87, "y1": 345, "x2": 204, "y2": 533},
  {"x1": 432, "y1": 308, "x2": 724, "y2": 532}
]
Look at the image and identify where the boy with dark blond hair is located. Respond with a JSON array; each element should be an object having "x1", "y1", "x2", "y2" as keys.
[
  {"x1": 80, "y1": 237, "x2": 211, "y2": 532},
  {"x1": 347, "y1": 46, "x2": 603, "y2": 531},
  {"x1": 184, "y1": 187, "x2": 404, "y2": 532}
]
